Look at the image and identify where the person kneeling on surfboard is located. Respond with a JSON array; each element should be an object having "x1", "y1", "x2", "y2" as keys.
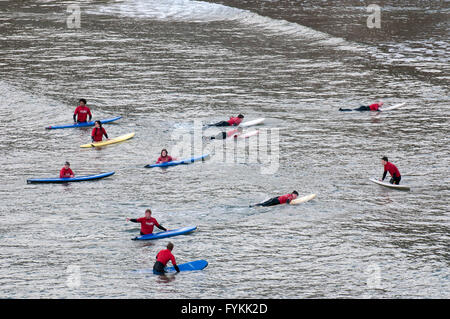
[
  {"x1": 380, "y1": 156, "x2": 401, "y2": 185},
  {"x1": 126, "y1": 209, "x2": 167, "y2": 235},
  {"x1": 253, "y1": 191, "x2": 299, "y2": 207},
  {"x1": 59, "y1": 161, "x2": 74, "y2": 178},
  {"x1": 156, "y1": 149, "x2": 177, "y2": 164},
  {"x1": 339, "y1": 101, "x2": 383, "y2": 112},
  {"x1": 208, "y1": 114, "x2": 244, "y2": 127},
  {"x1": 91, "y1": 121, "x2": 109, "y2": 142},
  {"x1": 73, "y1": 99, "x2": 92, "y2": 123},
  {"x1": 153, "y1": 242, "x2": 180, "y2": 274}
]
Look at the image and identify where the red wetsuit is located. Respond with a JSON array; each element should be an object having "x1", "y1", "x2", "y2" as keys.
[
  {"x1": 156, "y1": 249, "x2": 177, "y2": 267},
  {"x1": 227, "y1": 117, "x2": 243, "y2": 126},
  {"x1": 277, "y1": 193, "x2": 296, "y2": 204},
  {"x1": 136, "y1": 217, "x2": 161, "y2": 235},
  {"x1": 156, "y1": 155, "x2": 174, "y2": 164},
  {"x1": 74, "y1": 105, "x2": 92, "y2": 122},
  {"x1": 60, "y1": 168, "x2": 74, "y2": 178},
  {"x1": 91, "y1": 127, "x2": 107, "y2": 142},
  {"x1": 369, "y1": 103, "x2": 382, "y2": 111},
  {"x1": 383, "y1": 162, "x2": 401, "y2": 178}
]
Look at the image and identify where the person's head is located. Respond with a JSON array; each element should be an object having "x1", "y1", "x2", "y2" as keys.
[
  {"x1": 238, "y1": 114, "x2": 244, "y2": 119},
  {"x1": 79, "y1": 99, "x2": 86, "y2": 106},
  {"x1": 381, "y1": 156, "x2": 388, "y2": 165},
  {"x1": 167, "y1": 242, "x2": 174, "y2": 251},
  {"x1": 144, "y1": 209, "x2": 152, "y2": 218},
  {"x1": 160, "y1": 149, "x2": 168, "y2": 157},
  {"x1": 94, "y1": 120, "x2": 102, "y2": 128},
  {"x1": 292, "y1": 190, "x2": 299, "y2": 199},
  {"x1": 64, "y1": 161, "x2": 70, "y2": 168},
  {"x1": 378, "y1": 101, "x2": 384, "y2": 106}
]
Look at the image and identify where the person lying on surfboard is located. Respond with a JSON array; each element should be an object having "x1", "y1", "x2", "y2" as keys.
[
  {"x1": 252, "y1": 191, "x2": 299, "y2": 207},
  {"x1": 73, "y1": 98, "x2": 92, "y2": 123},
  {"x1": 153, "y1": 242, "x2": 180, "y2": 274},
  {"x1": 59, "y1": 161, "x2": 74, "y2": 178},
  {"x1": 207, "y1": 114, "x2": 244, "y2": 127},
  {"x1": 339, "y1": 101, "x2": 384, "y2": 112},
  {"x1": 126, "y1": 209, "x2": 167, "y2": 235},
  {"x1": 380, "y1": 156, "x2": 402, "y2": 185},
  {"x1": 205, "y1": 127, "x2": 243, "y2": 140},
  {"x1": 91, "y1": 120, "x2": 109, "y2": 142},
  {"x1": 156, "y1": 149, "x2": 177, "y2": 164}
]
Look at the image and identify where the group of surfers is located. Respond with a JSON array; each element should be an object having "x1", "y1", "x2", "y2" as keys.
[{"x1": 66, "y1": 98, "x2": 403, "y2": 274}]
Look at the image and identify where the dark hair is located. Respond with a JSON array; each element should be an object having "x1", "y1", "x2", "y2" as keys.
[
  {"x1": 94, "y1": 120, "x2": 102, "y2": 127},
  {"x1": 65, "y1": 161, "x2": 70, "y2": 166},
  {"x1": 167, "y1": 242, "x2": 174, "y2": 250},
  {"x1": 238, "y1": 114, "x2": 244, "y2": 118},
  {"x1": 79, "y1": 98, "x2": 87, "y2": 104},
  {"x1": 292, "y1": 190, "x2": 299, "y2": 196},
  {"x1": 381, "y1": 156, "x2": 388, "y2": 162},
  {"x1": 161, "y1": 149, "x2": 168, "y2": 156}
]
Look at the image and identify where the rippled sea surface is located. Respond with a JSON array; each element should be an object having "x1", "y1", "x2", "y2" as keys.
[{"x1": 0, "y1": 0, "x2": 448, "y2": 298}]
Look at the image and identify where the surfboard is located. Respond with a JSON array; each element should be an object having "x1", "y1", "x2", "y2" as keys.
[
  {"x1": 289, "y1": 193, "x2": 316, "y2": 205},
  {"x1": 237, "y1": 130, "x2": 259, "y2": 139},
  {"x1": 80, "y1": 132, "x2": 135, "y2": 148},
  {"x1": 145, "y1": 154, "x2": 209, "y2": 168},
  {"x1": 27, "y1": 171, "x2": 115, "y2": 184},
  {"x1": 46, "y1": 116, "x2": 122, "y2": 130},
  {"x1": 132, "y1": 226, "x2": 197, "y2": 241},
  {"x1": 369, "y1": 178, "x2": 410, "y2": 191},
  {"x1": 240, "y1": 118, "x2": 265, "y2": 128},
  {"x1": 132, "y1": 260, "x2": 208, "y2": 274},
  {"x1": 380, "y1": 102, "x2": 406, "y2": 112}
]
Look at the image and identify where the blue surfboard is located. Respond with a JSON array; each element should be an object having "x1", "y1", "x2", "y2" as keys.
[
  {"x1": 165, "y1": 260, "x2": 208, "y2": 273},
  {"x1": 45, "y1": 116, "x2": 122, "y2": 129},
  {"x1": 133, "y1": 226, "x2": 197, "y2": 241},
  {"x1": 27, "y1": 171, "x2": 115, "y2": 184},
  {"x1": 132, "y1": 260, "x2": 208, "y2": 274},
  {"x1": 144, "y1": 154, "x2": 209, "y2": 168}
]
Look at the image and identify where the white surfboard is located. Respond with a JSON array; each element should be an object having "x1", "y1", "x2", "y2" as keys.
[
  {"x1": 289, "y1": 193, "x2": 316, "y2": 205},
  {"x1": 380, "y1": 102, "x2": 406, "y2": 112},
  {"x1": 240, "y1": 118, "x2": 265, "y2": 128},
  {"x1": 237, "y1": 130, "x2": 259, "y2": 139},
  {"x1": 369, "y1": 178, "x2": 410, "y2": 191}
]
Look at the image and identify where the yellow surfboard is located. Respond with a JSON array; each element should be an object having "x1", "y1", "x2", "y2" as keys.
[{"x1": 80, "y1": 132, "x2": 135, "y2": 148}]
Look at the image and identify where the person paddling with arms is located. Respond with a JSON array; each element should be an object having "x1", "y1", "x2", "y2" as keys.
[
  {"x1": 73, "y1": 98, "x2": 92, "y2": 123},
  {"x1": 207, "y1": 114, "x2": 244, "y2": 127},
  {"x1": 59, "y1": 161, "x2": 74, "y2": 178},
  {"x1": 153, "y1": 242, "x2": 180, "y2": 275},
  {"x1": 339, "y1": 101, "x2": 384, "y2": 112},
  {"x1": 251, "y1": 191, "x2": 299, "y2": 207},
  {"x1": 127, "y1": 209, "x2": 167, "y2": 236},
  {"x1": 380, "y1": 156, "x2": 402, "y2": 185}
]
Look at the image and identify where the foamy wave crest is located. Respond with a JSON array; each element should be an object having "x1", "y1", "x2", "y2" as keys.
[{"x1": 91, "y1": 0, "x2": 363, "y2": 51}]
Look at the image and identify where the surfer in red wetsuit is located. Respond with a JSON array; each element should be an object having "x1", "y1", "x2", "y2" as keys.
[
  {"x1": 126, "y1": 209, "x2": 167, "y2": 235},
  {"x1": 153, "y1": 242, "x2": 180, "y2": 274},
  {"x1": 208, "y1": 114, "x2": 244, "y2": 127},
  {"x1": 91, "y1": 120, "x2": 109, "y2": 142},
  {"x1": 73, "y1": 99, "x2": 92, "y2": 123},
  {"x1": 339, "y1": 101, "x2": 384, "y2": 112},
  {"x1": 252, "y1": 191, "x2": 299, "y2": 207},
  {"x1": 59, "y1": 161, "x2": 74, "y2": 178},
  {"x1": 156, "y1": 149, "x2": 176, "y2": 164},
  {"x1": 380, "y1": 156, "x2": 402, "y2": 185}
]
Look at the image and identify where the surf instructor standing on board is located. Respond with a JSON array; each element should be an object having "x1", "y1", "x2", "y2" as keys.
[{"x1": 380, "y1": 156, "x2": 402, "y2": 185}]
